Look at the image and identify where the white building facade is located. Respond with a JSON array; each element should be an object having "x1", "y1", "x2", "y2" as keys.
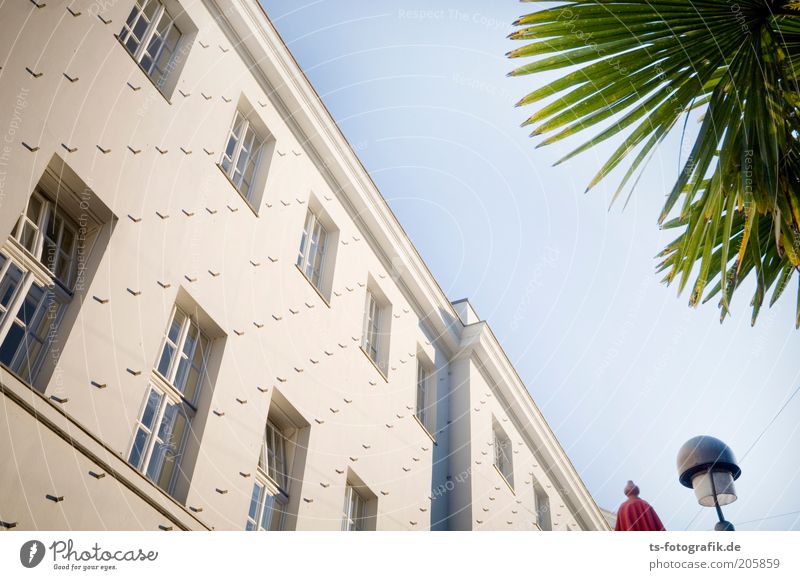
[{"x1": 0, "y1": 0, "x2": 609, "y2": 532}]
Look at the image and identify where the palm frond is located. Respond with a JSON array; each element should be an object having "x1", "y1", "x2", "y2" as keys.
[{"x1": 509, "y1": 0, "x2": 800, "y2": 326}]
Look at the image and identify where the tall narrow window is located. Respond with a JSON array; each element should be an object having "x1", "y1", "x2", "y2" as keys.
[
  {"x1": 342, "y1": 485, "x2": 367, "y2": 531},
  {"x1": 415, "y1": 361, "x2": 436, "y2": 436},
  {"x1": 534, "y1": 482, "x2": 552, "y2": 531},
  {"x1": 119, "y1": 0, "x2": 182, "y2": 89},
  {"x1": 129, "y1": 305, "x2": 210, "y2": 495},
  {"x1": 362, "y1": 290, "x2": 380, "y2": 363},
  {"x1": 493, "y1": 423, "x2": 514, "y2": 488},
  {"x1": 296, "y1": 210, "x2": 328, "y2": 290},
  {"x1": 245, "y1": 419, "x2": 291, "y2": 531},
  {"x1": 220, "y1": 110, "x2": 264, "y2": 203},
  {"x1": 260, "y1": 420, "x2": 288, "y2": 490},
  {"x1": 245, "y1": 480, "x2": 287, "y2": 531},
  {"x1": 0, "y1": 189, "x2": 79, "y2": 383}
]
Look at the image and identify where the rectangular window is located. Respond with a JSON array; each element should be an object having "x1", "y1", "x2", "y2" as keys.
[
  {"x1": 493, "y1": 424, "x2": 513, "y2": 488},
  {"x1": 415, "y1": 361, "x2": 436, "y2": 436},
  {"x1": 260, "y1": 420, "x2": 288, "y2": 490},
  {"x1": 246, "y1": 418, "x2": 292, "y2": 531},
  {"x1": 534, "y1": 482, "x2": 552, "y2": 531},
  {"x1": 220, "y1": 110, "x2": 264, "y2": 203},
  {"x1": 362, "y1": 290, "x2": 380, "y2": 363},
  {"x1": 0, "y1": 189, "x2": 79, "y2": 383},
  {"x1": 245, "y1": 480, "x2": 287, "y2": 531},
  {"x1": 154, "y1": 306, "x2": 210, "y2": 405},
  {"x1": 129, "y1": 305, "x2": 210, "y2": 495},
  {"x1": 119, "y1": 0, "x2": 182, "y2": 89},
  {"x1": 342, "y1": 485, "x2": 367, "y2": 531},
  {"x1": 129, "y1": 383, "x2": 191, "y2": 493},
  {"x1": 12, "y1": 189, "x2": 79, "y2": 289},
  {"x1": 296, "y1": 210, "x2": 328, "y2": 290}
]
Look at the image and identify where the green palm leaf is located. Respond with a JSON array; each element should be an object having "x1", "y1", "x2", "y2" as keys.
[{"x1": 509, "y1": 0, "x2": 800, "y2": 326}]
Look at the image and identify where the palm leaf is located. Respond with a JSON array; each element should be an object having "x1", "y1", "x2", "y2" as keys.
[{"x1": 509, "y1": 0, "x2": 800, "y2": 326}]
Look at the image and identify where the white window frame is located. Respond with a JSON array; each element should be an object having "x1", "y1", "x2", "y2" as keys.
[
  {"x1": 245, "y1": 477, "x2": 287, "y2": 531},
  {"x1": 533, "y1": 482, "x2": 552, "y2": 531},
  {"x1": 128, "y1": 381, "x2": 192, "y2": 494},
  {"x1": 246, "y1": 419, "x2": 292, "y2": 531},
  {"x1": 415, "y1": 361, "x2": 436, "y2": 436},
  {"x1": 296, "y1": 209, "x2": 328, "y2": 291},
  {"x1": 260, "y1": 420, "x2": 289, "y2": 491},
  {"x1": 493, "y1": 425, "x2": 514, "y2": 488},
  {"x1": 342, "y1": 485, "x2": 367, "y2": 531},
  {"x1": 118, "y1": 0, "x2": 182, "y2": 89},
  {"x1": 219, "y1": 110, "x2": 264, "y2": 203},
  {"x1": 128, "y1": 306, "x2": 210, "y2": 494},
  {"x1": 0, "y1": 189, "x2": 79, "y2": 383},
  {"x1": 362, "y1": 290, "x2": 381, "y2": 364},
  {"x1": 12, "y1": 188, "x2": 79, "y2": 290},
  {"x1": 154, "y1": 305, "x2": 210, "y2": 404}
]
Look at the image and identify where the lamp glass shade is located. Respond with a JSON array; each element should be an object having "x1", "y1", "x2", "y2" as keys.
[{"x1": 691, "y1": 471, "x2": 737, "y2": 507}]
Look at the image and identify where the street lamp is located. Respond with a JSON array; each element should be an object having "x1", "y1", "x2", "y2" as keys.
[{"x1": 677, "y1": 436, "x2": 741, "y2": 531}]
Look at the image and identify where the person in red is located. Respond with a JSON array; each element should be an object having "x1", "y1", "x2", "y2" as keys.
[{"x1": 614, "y1": 480, "x2": 666, "y2": 531}]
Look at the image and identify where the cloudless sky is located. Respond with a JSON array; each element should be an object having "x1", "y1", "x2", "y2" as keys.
[{"x1": 259, "y1": 0, "x2": 800, "y2": 530}]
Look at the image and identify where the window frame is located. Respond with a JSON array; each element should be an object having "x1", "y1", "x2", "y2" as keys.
[
  {"x1": 415, "y1": 360, "x2": 436, "y2": 438},
  {"x1": 493, "y1": 424, "x2": 514, "y2": 489},
  {"x1": 118, "y1": 0, "x2": 183, "y2": 90},
  {"x1": 12, "y1": 188, "x2": 80, "y2": 291},
  {"x1": 260, "y1": 420, "x2": 290, "y2": 492},
  {"x1": 296, "y1": 209, "x2": 328, "y2": 292},
  {"x1": 342, "y1": 484, "x2": 367, "y2": 531},
  {"x1": 128, "y1": 305, "x2": 211, "y2": 495},
  {"x1": 153, "y1": 305, "x2": 210, "y2": 407},
  {"x1": 533, "y1": 482, "x2": 552, "y2": 531},
  {"x1": 245, "y1": 417, "x2": 293, "y2": 531},
  {"x1": 0, "y1": 188, "x2": 81, "y2": 384},
  {"x1": 245, "y1": 475, "x2": 288, "y2": 531},
  {"x1": 219, "y1": 110, "x2": 265, "y2": 205},
  {"x1": 362, "y1": 290, "x2": 381, "y2": 364},
  {"x1": 128, "y1": 380, "x2": 193, "y2": 495}
]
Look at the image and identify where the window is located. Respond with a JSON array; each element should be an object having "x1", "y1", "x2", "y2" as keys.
[
  {"x1": 296, "y1": 210, "x2": 328, "y2": 291},
  {"x1": 493, "y1": 423, "x2": 513, "y2": 488},
  {"x1": 220, "y1": 110, "x2": 264, "y2": 203},
  {"x1": 342, "y1": 485, "x2": 367, "y2": 531},
  {"x1": 0, "y1": 190, "x2": 79, "y2": 383},
  {"x1": 534, "y1": 482, "x2": 552, "y2": 531},
  {"x1": 260, "y1": 420, "x2": 288, "y2": 490},
  {"x1": 245, "y1": 420, "x2": 291, "y2": 531},
  {"x1": 361, "y1": 283, "x2": 392, "y2": 375},
  {"x1": 119, "y1": 0, "x2": 182, "y2": 89},
  {"x1": 246, "y1": 479, "x2": 286, "y2": 531},
  {"x1": 415, "y1": 360, "x2": 436, "y2": 436},
  {"x1": 128, "y1": 306, "x2": 210, "y2": 495},
  {"x1": 12, "y1": 189, "x2": 78, "y2": 289},
  {"x1": 362, "y1": 290, "x2": 381, "y2": 363}
]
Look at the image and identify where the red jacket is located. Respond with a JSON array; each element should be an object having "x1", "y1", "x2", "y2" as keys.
[{"x1": 615, "y1": 497, "x2": 666, "y2": 531}]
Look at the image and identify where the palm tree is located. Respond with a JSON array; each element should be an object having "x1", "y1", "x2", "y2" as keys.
[{"x1": 508, "y1": 0, "x2": 800, "y2": 326}]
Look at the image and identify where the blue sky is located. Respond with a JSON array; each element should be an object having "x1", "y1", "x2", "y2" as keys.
[{"x1": 259, "y1": 0, "x2": 800, "y2": 530}]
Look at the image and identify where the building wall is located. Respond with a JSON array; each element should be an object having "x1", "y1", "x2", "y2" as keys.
[{"x1": 0, "y1": 0, "x2": 608, "y2": 532}]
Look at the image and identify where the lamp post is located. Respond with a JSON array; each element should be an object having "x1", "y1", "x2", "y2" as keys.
[{"x1": 677, "y1": 436, "x2": 741, "y2": 531}]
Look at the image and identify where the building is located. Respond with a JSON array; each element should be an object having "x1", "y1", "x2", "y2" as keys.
[{"x1": 0, "y1": 0, "x2": 609, "y2": 532}]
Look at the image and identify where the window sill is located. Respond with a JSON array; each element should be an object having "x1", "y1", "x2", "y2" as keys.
[
  {"x1": 358, "y1": 346, "x2": 389, "y2": 383},
  {"x1": 493, "y1": 464, "x2": 516, "y2": 496},
  {"x1": 412, "y1": 414, "x2": 437, "y2": 444},
  {"x1": 114, "y1": 36, "x2": 173, "y2": 105},
  {"x1": 294, "y1": 264, "x2": 331, "y2": 308},
  {"x1": 215, "y1": 164, "x2": 260, "y2": 217}
]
